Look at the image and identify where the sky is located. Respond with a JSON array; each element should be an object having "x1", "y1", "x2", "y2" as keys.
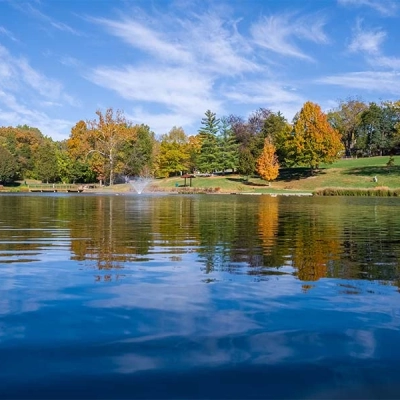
[{"x1": 0, "y1": 0, "x2": 400, "y2": 141}]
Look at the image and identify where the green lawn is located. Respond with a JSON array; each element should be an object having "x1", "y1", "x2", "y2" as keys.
[{"x1": 152, "y1": 156, "x2": 400, "y2": 194}]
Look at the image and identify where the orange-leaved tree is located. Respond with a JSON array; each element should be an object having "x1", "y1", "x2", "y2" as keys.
[
  {"x1": 68, "y1": 108, "x2": 137, "y2": 185},
  {"x1": 286, "y1": 101, "x2": 344, "y2": 171},
  {"x1": 256, "y1": 137, "x2": 279, "y2": 186}
]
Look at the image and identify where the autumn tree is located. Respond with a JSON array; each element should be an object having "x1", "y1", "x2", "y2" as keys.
[
  {"x1": 0, "y1": 125, "x2": 45, "y2": 179},
  {"x1": 67, "y1": 120, "x2": 98, "y2": 182},
  {"x1": 157, "y1": 126, "x2": 190, "y2": 177},
  {"x1": 68, "y1": 109, "x2": 137, "y2": 185},
  {"x1": 187, "y1": 135, "x2": 202, "y2": 173},
  {"x1": 286, "y1": 101, "x2": 344, "y2": 170},
  {"x1": 256, "y1": 138, "x2": 279, "y2": 185}
]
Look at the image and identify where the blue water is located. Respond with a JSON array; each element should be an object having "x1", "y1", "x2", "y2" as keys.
[{"x1": 1, "y1": 194, "x2": 400, "y2": 399}]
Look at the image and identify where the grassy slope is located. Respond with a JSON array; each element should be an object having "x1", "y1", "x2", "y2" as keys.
[{"x1": 151, "y1": 156, "x2": 400, "y2": 194}]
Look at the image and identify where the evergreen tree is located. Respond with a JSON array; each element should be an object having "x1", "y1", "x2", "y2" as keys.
[
  {"x1": 197, "y1": 110, "x2": 222, "y2": 173},
  {"x1": 238, "y1": 148, "x2": 255, "y2": 180},
  {"x1": 219, "y1": 117, "x2": 239, "y2": 173}
]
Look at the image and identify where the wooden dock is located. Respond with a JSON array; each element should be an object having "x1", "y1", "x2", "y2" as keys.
[{"x1": 28, "y1": 184, "x2": 84, "y2": 193}]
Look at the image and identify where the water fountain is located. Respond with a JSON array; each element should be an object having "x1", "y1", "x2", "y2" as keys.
[{"x1": 126, "y1": 176, "x2": 153, "y2": 194}]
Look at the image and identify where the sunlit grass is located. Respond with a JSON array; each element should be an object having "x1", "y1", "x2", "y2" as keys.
[{"x1": 152, "y1": 156, "x2": 400, "y2": 194}]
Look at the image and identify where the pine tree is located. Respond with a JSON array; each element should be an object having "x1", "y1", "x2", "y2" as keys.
[
  {"x1": 219, "y1": 118, "x2": 239, "y2": 173},
  {"x1": 197, "y1": 110, "x2": 222, "y2": 173}
]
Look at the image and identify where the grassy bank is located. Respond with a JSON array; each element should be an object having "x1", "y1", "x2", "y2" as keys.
[
  {"x1": 151, "y1": 155, "x2": 400, "y2": 195},
  {"x1": 2, "y1": 156, "x2": 399, "y2": 195}
]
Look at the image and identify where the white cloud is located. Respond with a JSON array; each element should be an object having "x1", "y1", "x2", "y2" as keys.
[
  {"x1": 338, "y1": 0, "x2": 398, "y2": 16},
  {"x1": 93, "y1": 17, "x2": 193, "y2": 64},
  {"x1": 348, "y1": 20, "x2": 386, "y2": 54},
  {"x1": 317, "y1": 71, "x2": 400, "y2": 95},
  {"x1": 250, "y1": 13, "x2": 329, "y2": 60},
  {"x1": 92, "y1": 11, "x2": 259, "y2": 75},
  {"x1": 88, "y1": 65, "x2": 222, "y2": 118}
]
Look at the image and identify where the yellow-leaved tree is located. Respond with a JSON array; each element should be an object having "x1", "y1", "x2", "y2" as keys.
[
  {"x1": 256, "y1": 137, "x2": 279, "y2": 186},
  {"x1": 286, "y1": 101, "x2": 344, "y2": 171}
]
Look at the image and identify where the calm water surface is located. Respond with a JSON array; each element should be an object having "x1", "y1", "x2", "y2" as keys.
[{"x1": 1, "y1": 193, "x2": 400, "y2": 399}]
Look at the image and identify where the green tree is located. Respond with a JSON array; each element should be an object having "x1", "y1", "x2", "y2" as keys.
[
  {"x1": 238, "y1": 148, "x2": 255, "y2": 180},
  {"x1": 286, "y1": 101, "x2": 344, "y2": 170},
  {"x1": 197, "y1": 110, "x2": 222, "y2": 173},
  {"x1": 357, "y1": 102, "x2": 399, "y2": 156},
  {"x1": 0, "y1": 146, "x2": 18, "y2": 183},
  {"x1": 261, "y1": 112, "x2": 291, "y2": 164},
  {"x1": 219, "y1": 117, "x2": 239, "y2": 173},
  {"x1": 121, "y1": 124, "x2": 155, "y2": 177},
  {"x1": 35, "y1": 139, "x2": 59, "y2": 183},
  {"x1": 327, "y1": 98, "x2": 367, "y2": 157}
]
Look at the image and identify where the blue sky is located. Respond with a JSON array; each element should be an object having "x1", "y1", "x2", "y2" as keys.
[{"x1": 0, "y1": 0, "x2": 399, "y2": 141}]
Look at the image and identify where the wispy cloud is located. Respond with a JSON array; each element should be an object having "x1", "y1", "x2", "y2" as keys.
[
  {"x1": 348, "y1": 20, "x2": 386, "y2": 54},
  {"x1": 317, "y1": 71, "x2": 400, "y2": 95},
  {"x1": 92, "y1": 10, "x2": 259, "y2": 74},
  {"x1": 0, "y1": 45, "x2": 77, "y2": 139},
  {"x1": 347, "y1": 20, "x2": 400, "y2": 70},
  {"x1": 88, "y1": 65, "x2": 222, "y2": 118},
  {"x1": 338, "y1": 0, "x2": 398, "y2": 16},
  {"x1": 10, "y1": 2, "x2": 81, "y2": 35},
  {"x1": 250, "y1": 13, "x2": 329, "y2": 60},
  {"x1": 0, "y1": 26, "x2": 18, "y2": 42}
]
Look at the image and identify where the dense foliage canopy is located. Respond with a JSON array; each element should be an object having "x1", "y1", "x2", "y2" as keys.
[{"x1": 2, "y1": 99, "x2": 400, "y2": 185}]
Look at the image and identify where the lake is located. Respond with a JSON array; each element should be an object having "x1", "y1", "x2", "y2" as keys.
[{"x1": 1, "y1": 193, "x2": 400, "y2": 399}]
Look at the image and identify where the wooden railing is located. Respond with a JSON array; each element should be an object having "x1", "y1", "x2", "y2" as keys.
[{"x1": 28, "y1": 184, "x2": 84, "y2": 192}]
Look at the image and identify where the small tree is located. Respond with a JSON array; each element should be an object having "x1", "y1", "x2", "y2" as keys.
[
  {"x1": 238, "y1": 148, "x2": 255, "y2": 181},
  {"x1": 257, "y1": 138, "x2": 279, "y2": 186}
]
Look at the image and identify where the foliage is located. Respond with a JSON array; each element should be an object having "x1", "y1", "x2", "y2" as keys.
[
  {"x1": 261, "y1": 112, "x2": 292, "y2": 163},
  {"x1": 35, "y1": 139, "x2": 59, "y2": 183},
  {"x1": 314, "y1": 187, "x2": 400, "y2": 196},
  {"x1": 286, "y1": 101, "x2": 344, "y2": 170},
  {"x1": 0, "y1": 125, "x2": 45, "y2": 179},
  {"x1": 157, "y1": 126, "x2": 190, "y2": 177},
  {"x1": 256, "y1": 138, "x2": 279, "y2": 184},
  {"x1": 357, "y1": 102, "x2": 400, "y2": 156},
  {"x1": 219, "y1": 117, "x2": 239, "y2": 173},
  {"x1": 327, "y1": 98, "x2": 367, "y2": 157},
  {"x1": 238, "y1": 148, "x2": 255, "y2": 179},
  {"x1": 0, "y1": 146, "x2": 18, "y2": 183},
  {"x1": 197, "y1": 110, "x2": 222, "y2": 173},
  {"x1": 121, "y1": 124, "x2": 155, "y2": 177}
]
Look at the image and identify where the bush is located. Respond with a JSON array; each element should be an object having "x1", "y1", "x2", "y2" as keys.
[{"x1": 314, "y1": 187, "x2": 400, "y2": 197}]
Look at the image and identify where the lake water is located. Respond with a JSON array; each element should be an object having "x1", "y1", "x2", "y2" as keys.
[{"x1": 1, "y1": 193, "x2": 400, "y2": 399}]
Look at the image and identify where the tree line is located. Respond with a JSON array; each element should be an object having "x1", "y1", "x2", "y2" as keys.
[{"x1": 1, "y1": 98, "x2": 400, "y2": 185}]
